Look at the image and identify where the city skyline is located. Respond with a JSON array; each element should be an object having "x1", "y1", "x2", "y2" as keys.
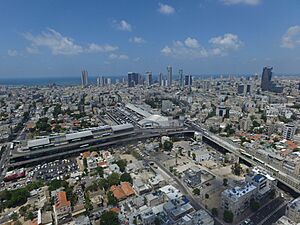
[{"x1": 0, "y1": 0, "x2": 300, "y2": 78}]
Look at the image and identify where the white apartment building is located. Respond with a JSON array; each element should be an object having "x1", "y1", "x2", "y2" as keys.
[{"x1": 221, "y1": 183, "x2": 257, "y2": 216}]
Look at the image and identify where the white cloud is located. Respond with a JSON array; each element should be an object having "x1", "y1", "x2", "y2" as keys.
[
  {"x1": 281, "y1": 25, "x2": 300, "y2": 49},
  {"x1": 109, "y1": 53, "x2": 129, "y2": 60},
  {"x1": 161, "y1": 34, "x2": 243, "y2": 58},
  {"x1": 7, "y1": 49, "x2": 20, "y2": 57},
  {"x1": 23, "y1": 28, "x2": 118, "y2": 55},
  {"x1": 129, "y1": 36, "x2": 146, "y2": 44},
  {"x1": 158, "y1": 3, "x2": 175, "y2": 15},
  {"x1": 221, "y1": 0, "x2": 261, "y2": 5},
  {"x1": 114, "y1": 20, "x2": 132, "y2": 31},
  {"x1": 23, "y1": 28, "x2": 83, "y2": 55},
  {"x1": 209, "y1": 33, "x2": 243, "y2": 55},
  {"x1": 87, "y1": 43, "x2": 118, "y2": 53},
  {"x1": 161, "y1": 38, "x2": 208, "y2": 58},
  {"x1": 184, "y1": 37, "x2": 200, "y2": 48}
]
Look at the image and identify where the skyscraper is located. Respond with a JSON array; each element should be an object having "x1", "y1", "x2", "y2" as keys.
[
  {"x1": 261, "y1": 66, "x2": 283, "y2": 93},
  {"x1": 81, "y1": 70, "x2": 88, "y2": 87},
  {"x1": 184, "y1": 75, "x2": 193, "y2": 86},
  {"x1": 145, "y1": 71, "x2": 153, "y2": 86},
  {"x1": 158, "y1": 73, "x2": 163, "y2": 86},
  {"x1": 179, "y1": 69, "x2": 183, "y2": 87},
  {"x1": 261, "y1": 67, "x2": 272, "y2": 91},
  {"x1": 128, "y1": 72, "x2": 140, "y2": 87},
  {"x1": 97, "y1": 76, "x2": 105, "y2": 87},
  {"x1": 167, "y1": 66, "x2": 172, "y2": 87}
]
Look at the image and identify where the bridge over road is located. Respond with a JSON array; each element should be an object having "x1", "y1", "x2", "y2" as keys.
[{"x1": 186, "y1": 121, "x2": 300, "y2": 194}]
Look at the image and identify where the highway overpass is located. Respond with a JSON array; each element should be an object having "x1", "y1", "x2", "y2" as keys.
[
  {"x1": 187, "y1": 122, "x2": 300, "y2": 194},
  {"x1": 9, "y1": 128, "x2": 194, "y2": 168}
]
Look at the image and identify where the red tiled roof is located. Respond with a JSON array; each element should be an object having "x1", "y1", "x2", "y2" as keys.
[
  {"x1": 110, "y1": 182, "x2": 135, "y2": 200},
  {"x1": 111, "y1": 207, "x2": 120, "y2": 213},
  {"x1": 55, "y1": 191, "x2": 71, "y2": 209},
  {"x1": 121, "y1": 182, "x2": 135, "y2": 197}
]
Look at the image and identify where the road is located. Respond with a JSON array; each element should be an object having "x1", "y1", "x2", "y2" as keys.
[
  {"x1": 261, "y1": 203, "x2": 286, "y2": 225},
  {"x1": 248, "y1": 197, "x2": 285, "y2": 225}
]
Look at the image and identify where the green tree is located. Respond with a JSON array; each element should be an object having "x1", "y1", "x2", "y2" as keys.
[
  {"x1": 107, "y1": 191, "x2": 118, "y2": 206},
  {"x1": 36, "y1": 117, "x2": 51, "y2": 132},
  {"x1": 223, "y1": 178, "x2": 228, "y2": 186},
  {"x1": 223, "y1": 210, "x2": 234, "y2": 223},
  {"x1": 212, "y1": 208, "x2": 218, "y2": 217},
  {"x1": 120, "y1": 173, "x2": 133, "y2": 184},
  {"x1": 192, "y1": 153, "x2": 196, "y2": 161},
  {"x1": 98, "y1": 178, "x2": 109, "y2": 191},
  {"x1": 107, "y1": 173, "x2": 120, "y2": 186},
  {"x1": 193, "y1": 188, "x2": 200, "y2": 195},
  {"x1": 163, "y1": 140, "x2": 173, "y2": 151},
  {"x1": 26, "y1": 211, "x2": 35, "y2": 220},
  {"x1": 100, "y1": 210, "x2": 120, "y2": 225},
  {"x1": 53, "y1": 104, "x2": 62, "y2": 118},
  {"x1": 231, "y1": 163, "x2": 242, "y2": 176},
  {"x1": 205, "y1": 193, "x2": 209, "y2": 199},
  {"x1": 116, "y1": 159, "x2": 127, "y2": 172},
  {"x1": 10, "y1": 212, "x2": 19, "y2": 221},
  {"x1": 96, "y1": 167, "x2": 104, "y2": 177}
]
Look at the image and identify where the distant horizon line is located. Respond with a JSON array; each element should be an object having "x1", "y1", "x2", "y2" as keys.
[{"x1": 1, "y1": 73, "x2": 300, "y2": 79}]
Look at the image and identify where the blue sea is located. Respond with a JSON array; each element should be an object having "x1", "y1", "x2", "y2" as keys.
[
  {"x1": 0, "y1": 73, "x2": 277, "y2": 86},
  {"x1": 0, "y1": 76, "x2": 123, "y2": 86},
  {"x1": 0, "y1": 75, "x2": 226, "y2": 86}
]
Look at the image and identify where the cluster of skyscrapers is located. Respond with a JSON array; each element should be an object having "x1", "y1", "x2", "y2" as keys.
[{"x1": 128, "y1": 66, "x2": 193, "y2": 88}]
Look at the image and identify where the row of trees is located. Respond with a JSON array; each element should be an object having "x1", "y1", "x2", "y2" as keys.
[{"x1": 0, "y1": 180, "x2": 44, "y2": 212}]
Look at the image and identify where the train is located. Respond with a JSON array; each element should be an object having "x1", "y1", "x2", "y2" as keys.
[{"x1": 24, "y1": 124, "x2": 134, "y2": 151}]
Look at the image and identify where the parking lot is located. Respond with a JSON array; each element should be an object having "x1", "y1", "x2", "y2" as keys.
[
  {"x1": 28, "y1": 158, "x2": 79, "y2": 181},
  {"x1": 105, "y1": 106, "x2": 144, "y2": 127}
]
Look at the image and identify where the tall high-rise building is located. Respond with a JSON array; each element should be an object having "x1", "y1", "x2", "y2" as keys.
[
  {"x1": 81, "y1": 70, "x2": 88, "y2": 87},
  {"x1": 128, "y1": 72, "x2": 140, "y2": 87},
  {"x1": 184, "y1": 75, "x2": 192, "y2": 86},
  {"x1": 107, "y1": 78, "x2": 112, "y2": 85},
  {"x1": 97, "y1": 76, "x2": 105, "y2": 87},
  {"x1": 167, "y1": 66, "x2": 172, "y2": 87},
  {"x1": 145, "y1": 71, "x2": 153, "y2": 86},
  {"x1": 179, "y1": 69, "x2": 184, "y2": 87},
  {"x1": 261, "y1": 67, "x2": 283, "y2": 93},
  {"x1": 237, "y1": 84, "x2": 245, "y2": 95},
  {"x1": 158, "y1": 73, "x2": 163, "y2": 86},
  {"x1": 261, "y1": 67, "x2": 272, "y2": 91}
]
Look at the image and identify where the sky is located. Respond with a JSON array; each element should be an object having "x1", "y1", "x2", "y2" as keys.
[{"x1": 0, "y1": 0, "x2": 300, "y2": 78}]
